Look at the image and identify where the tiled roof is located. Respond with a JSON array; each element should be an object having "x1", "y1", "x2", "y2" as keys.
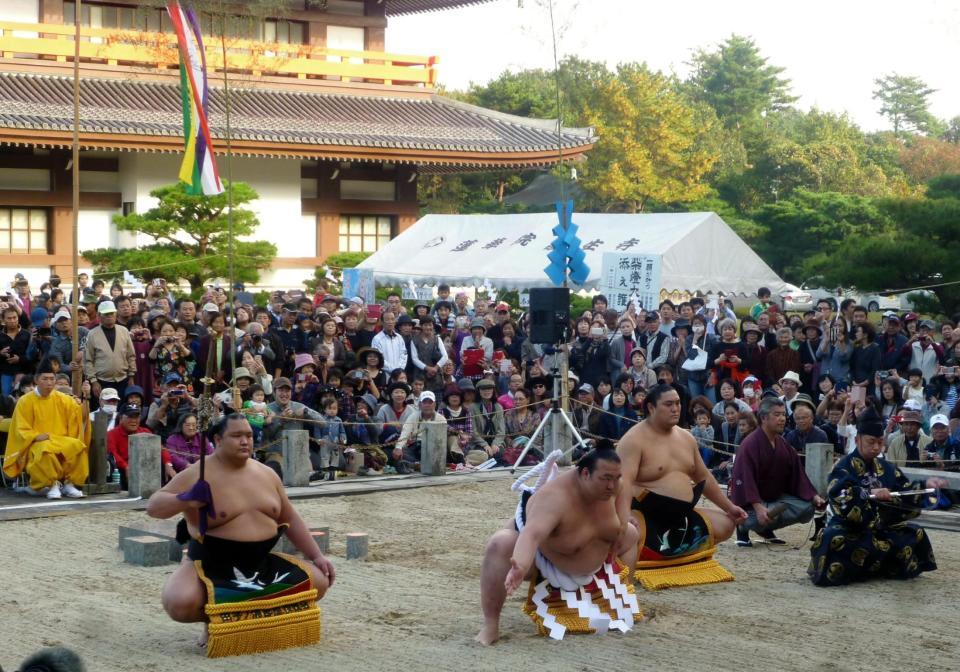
[
  {"x1": 0, "y1": 71, "x2": 593, "y2": 167},
  {"x1": 385, "y1": 0, "x2": 494, "y2": 16}
]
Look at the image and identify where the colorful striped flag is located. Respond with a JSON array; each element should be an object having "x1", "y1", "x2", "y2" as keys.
[{"x1": 166, "y1": 2, "x2": 223, "y2": 196}]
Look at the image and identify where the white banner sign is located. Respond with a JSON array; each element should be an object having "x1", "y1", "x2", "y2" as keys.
[
  {"x1": 600, "y1": 252, "x2": 662, "y2": 312},
  {"x1": 402, "y1": 287, "x2": 435, "y2": 301}
]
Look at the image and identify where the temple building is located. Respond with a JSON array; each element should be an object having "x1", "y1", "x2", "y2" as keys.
[{"x1": 0, "y1": 0, "x2": 594, "y2": 288}]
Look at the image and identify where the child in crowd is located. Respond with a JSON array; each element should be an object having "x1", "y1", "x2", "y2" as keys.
[
  {"x1": 312, "y1": 397, "x2": 347, "y2": 482},
  {"x1": 690, "y1": 407, "x2": 715, "y2": 466},
  {"x1": 241, "y1": 384, "x2": 273, "y2": 447},
  {"x1": 902, "y1": 368, "x2": 925, "y2": 405}
]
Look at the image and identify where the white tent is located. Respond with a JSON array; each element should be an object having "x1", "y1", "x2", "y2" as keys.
[{"x1": 357, "y1": 211, "x2": 787, "y2": 295}]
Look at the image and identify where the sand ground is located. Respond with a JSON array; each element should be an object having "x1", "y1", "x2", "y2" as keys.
[{"x1": 1, "y1": 477, "x2": 958, "y2": 671}]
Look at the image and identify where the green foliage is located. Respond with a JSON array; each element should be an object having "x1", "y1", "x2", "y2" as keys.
[
  {"x1": 82, "y1": 182, "x2": 276, "y2": 293},
  {"x1": 750, "y1": 189, "x2": 894, "y2": 280},
  {"x1": 303, "y1": 252, "x2": 372, "y2": 293},
  {"x1": 873, "y1": 74, "x2": 940, "y2": 137},
  {"x1": 819, "y1": 196, "x2": 960, "y2": 316},
  {"x1": 926, "y1": 174, "x2": 960, "y2": 200},
  {"x1": 687, "y1": 35, "x2": 797, "y2": 134}
]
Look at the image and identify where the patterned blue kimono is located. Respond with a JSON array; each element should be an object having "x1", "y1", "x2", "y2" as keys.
[{"x1": 808, "y1": 450, "x2": 937, "y2": 586}]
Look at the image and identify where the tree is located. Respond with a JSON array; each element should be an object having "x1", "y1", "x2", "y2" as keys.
[
  {"x1": 819, "y1": 196, "x2": 960, "y2": 316},
  {"x1": 873, "y1": 74, "x2": 939, "y2": 137},
  {"x1": 750, "y1": 189, "x2": 894, "y2": 280},
  {"x1": 83, "y1": 182, "x2": 276, "y2": 293},
  {"x1": 940, "y1": 116, "x2": 960, "y2": 144},
  {"x1": 577, "y1": 63, "x2": 717, "y2": 211},
  {"x1": 897, "y1": 136, "x2": 960, "y2": 184},
  {"x1": 687, "y1": 35, "x2": 796, "y2": 133}
]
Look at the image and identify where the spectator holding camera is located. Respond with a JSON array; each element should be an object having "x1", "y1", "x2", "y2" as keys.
[
  {"x1": 145, "y1": 372, "x2": 196, "y2": 442},
  {"x1": 571, "y1": 319, "x2": 611, "y2": 388},
  {"x1": 149, "y1": 318, "x2": 193, "y2": 388},
  {"x1": 901, "y1": 319, "x2": 943, "y2": 383}
]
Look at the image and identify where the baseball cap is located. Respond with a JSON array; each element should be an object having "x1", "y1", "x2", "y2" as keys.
[
  {"x1": 282, "y1": 302, "x2": 298, "y2": 313},
  {"x1": 578, "y1": 383, "x2": 595, "y2": 394},
  {"x1": 419, "y1": 390, "x2": 436, "y2": 403},
  {"x1": 202, "y1": 302, "x2": 219, "y2": 313},
  {"x1": 97, "y1": 300, "x2": 117, "y2": 315},
  {"x1": 348, "y1": 296, "x2": 364, "y2": 306},
  {"x1": 902, "y1": 399, "x2": 922, "y2": 412},
  {"x1": 930, "y1": 414, "x2": 950, "y2": 428},
  {"x1": 162, "y1": 372, "x2": 183, "y2": 385},
  {"x1": 30, "y1": 307, "x2": 49, "y2": 327},
  {"x1": 99, "y1": 388, "x2": 120, "y2": 402},
  {"x1": 495, "y1": 302, "x2": 510, "y2": 312},
  {"x1": 51, "y1": 309, "x2": 71, "y2": 325},
  {"x1": 899, "y1": 409, "x2": 922, "y2": 424},
  {"x1": 274, "y1": 377, "x2": 292, "y2": 389},
  {"x1": 120, "y1": 404, "x2": 141, "y2": 417},
  {"x1": 81, "y1": 290, "x2": 99, "y2": 304},
  {"x1": 645, "y1": 311, "x2": 659, "y2": 322}
]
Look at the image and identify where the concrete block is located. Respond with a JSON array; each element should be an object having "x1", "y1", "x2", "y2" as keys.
[
  {"x1": 311, "y1": 531, "x2": 329, "y2": 555},
  {"x1": 118, "y1": 523, "x2": 183, "y2": 562},
  {"x1": 282, "y1": 430, "x2": 311, "y2": 488},
  {"x1": 805, "y1": 443, "x2": 835, "y2": 496},
  {"x1": 128, "y1": 433, "x2": 162, "y2": 498},
  {"x1": 123, "y1": 535, "x2": 171, "y2": 567},
  {"x1": 420, "y1": 421, "x2": 447, "y2": 476},
  {"x1": 346, "y1": 532, "x2": 368, "y2": 560}
]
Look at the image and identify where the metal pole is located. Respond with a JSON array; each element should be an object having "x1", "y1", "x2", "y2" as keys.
[{"x1": 70, "y1": 0, "x2": 83, "y2": 395}]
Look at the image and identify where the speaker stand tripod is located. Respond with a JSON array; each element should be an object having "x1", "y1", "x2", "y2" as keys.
[{"x1": 510, "y1": 365, "x2": 591, "y2": 473}]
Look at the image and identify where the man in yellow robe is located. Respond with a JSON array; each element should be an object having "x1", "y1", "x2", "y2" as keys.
[{"x1": 3, "y1": 365, "x2": 90, "y2": 498}]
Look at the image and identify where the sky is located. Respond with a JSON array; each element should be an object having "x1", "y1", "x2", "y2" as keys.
[{"x1": 388, "y1": 0, "x2": 960, "y2": 132}]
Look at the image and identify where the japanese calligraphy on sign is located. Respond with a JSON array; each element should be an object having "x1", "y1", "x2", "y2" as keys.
[{"x1": 600, "y1": 252, "x2": 662, "y2": 312}]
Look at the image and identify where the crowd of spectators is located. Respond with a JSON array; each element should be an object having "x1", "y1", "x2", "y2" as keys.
[{"x1": 3, "y1": 272, "x2": 960, "y2": 500}]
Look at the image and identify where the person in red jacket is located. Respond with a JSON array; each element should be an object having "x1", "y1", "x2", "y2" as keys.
[{"x1": 107, "y1": 404, "x2": 174, "y2": 490}]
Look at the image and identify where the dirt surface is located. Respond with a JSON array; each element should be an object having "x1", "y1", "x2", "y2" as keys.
[{"x1": 1, "y1": 477, "x2": 958, "y2": 671}]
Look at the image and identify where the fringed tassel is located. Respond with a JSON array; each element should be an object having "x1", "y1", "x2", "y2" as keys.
[
  {"x1": 634, "y1": 558, "x2": 734, "y2": 591},
  {"x1": 207, "y1": 606, "x2": 321, "y2": 658},
  {"x1": 522, "y1": 561, "x2": 642, "y2": 639}
]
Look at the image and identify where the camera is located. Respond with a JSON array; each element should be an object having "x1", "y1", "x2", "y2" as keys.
[{"x1": 590, "y1": 326, "x2": 604, "y2": 337}]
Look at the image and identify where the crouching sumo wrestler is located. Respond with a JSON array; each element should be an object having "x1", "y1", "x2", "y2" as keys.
[
  {"x1": 147, "y1": 414, "x2": 335, "y2": 657},
  {"x1": 476, "y1": 443, "x2": 641, "y2": 644}
]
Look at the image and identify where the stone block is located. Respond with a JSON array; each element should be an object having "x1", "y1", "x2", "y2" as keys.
[
  {"x1": 122, "y1": 535, "x2": 171, "y2": 567},
  {"x1": 128, "y1": 433, "x2": 162, "y2": 498},
  {"x1": 346, "y1": 532, "x2": 368, "y2": 560},
  {"x1": 282, "y1": 430, "x2": 311, "y2": 487},
  {"x1": 420, "y1": 421, "x2": 446, "y2": 476},
  {"x1": 311, "y1": 531, "x2": 329, "y2": 555},
  {"x1": 805, "y1": 443, "x2": 834, "y2": 496}
]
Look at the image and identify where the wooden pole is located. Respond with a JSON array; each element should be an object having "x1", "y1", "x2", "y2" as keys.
[
  {"x1": 70, "y1": 0, "x2": 82, "y2": 395},
  {"x1": 219, "y1": 8, "x2": 236, "y2": 326}
]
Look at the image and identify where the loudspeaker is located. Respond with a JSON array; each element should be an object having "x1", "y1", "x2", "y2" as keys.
[{"x1": 529, "y1": 287, "x2": 570, "y2": 344}]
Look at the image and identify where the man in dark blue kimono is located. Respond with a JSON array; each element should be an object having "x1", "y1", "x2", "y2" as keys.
[{"x1": 808, "y1": 408, "x2": 949, "y2": 586}]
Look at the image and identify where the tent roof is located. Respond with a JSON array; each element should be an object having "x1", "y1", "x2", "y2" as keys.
[{"x1": 357, "y1": 211, "x2": 787, "y2": 295}]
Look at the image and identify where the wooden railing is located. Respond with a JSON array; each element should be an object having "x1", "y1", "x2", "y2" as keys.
[{"x1": 0, "y1": 21, "x2": 438, "y2": 87}]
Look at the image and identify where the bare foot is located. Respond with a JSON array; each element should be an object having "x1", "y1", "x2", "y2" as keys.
[
  {"x1": 198, "y1": 623, "x2": 208, "y2": 648},
  {"x1": 474, "y1": 623, "x2": 499, "y2": 646}
]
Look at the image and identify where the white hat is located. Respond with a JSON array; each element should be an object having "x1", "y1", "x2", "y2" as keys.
[
  {"x1": 97, "y1": 300, "x2": 117, "y2": 315},
  {"x1": 349, "y1": 296, "x2": 364, "y2": 306},
  {"x1": 202, "y1": 302, "x2": 219, "y2": 313},
  {"x1": 419, "y1": 390, "x2": 436, "y2": 403},
  {"x1": 930, "y1": 414, "x2": 950, "y2": 428},
  {"x1": 51, "y1": 309, "x2": 71, "y2": 324},
  {"x1": 779, "y1": 371, "x2": 801, "y2": 385},
  {"x1": 99, "y1": 387, "x2": 120, "y2": 401},
  {"x1": 902, "y1": 399, "x2": 922, "y2": 412}
]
